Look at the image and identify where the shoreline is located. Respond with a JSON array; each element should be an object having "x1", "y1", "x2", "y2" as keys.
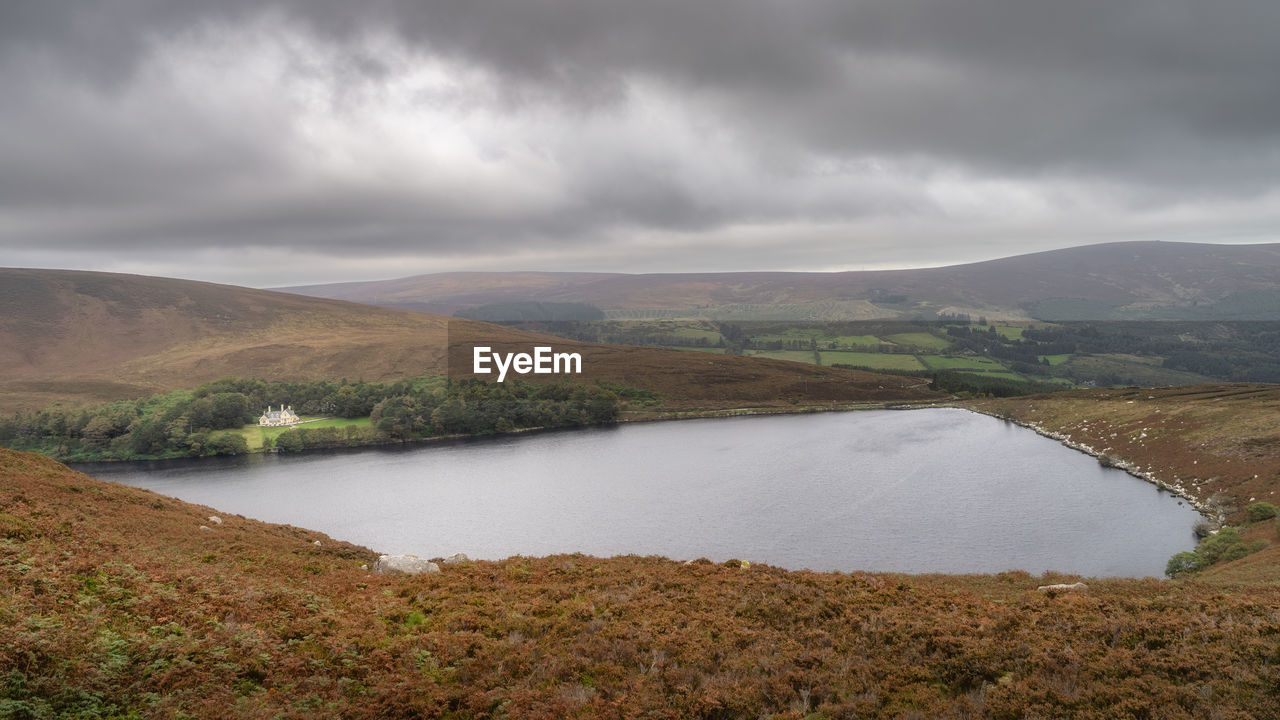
[
  {"x1": 58, "y1": 398, "x2": 945, "y2": 465},
  {"x1": 960, "y1": 404, "x2": 1217, "y2": 520}
]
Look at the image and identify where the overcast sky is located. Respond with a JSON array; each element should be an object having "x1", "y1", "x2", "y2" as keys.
[{"x1": 2, "y1": 1, "x2": 1278, "y2": 287}]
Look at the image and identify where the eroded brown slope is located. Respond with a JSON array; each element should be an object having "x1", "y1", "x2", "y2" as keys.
[{"x1": 4, "y1": 448, "x2": 1280, "y2": 718}]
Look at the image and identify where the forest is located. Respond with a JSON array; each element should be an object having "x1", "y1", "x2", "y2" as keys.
[{"x1": 0, "y1": 377, "x2": 624, "y2": 462}]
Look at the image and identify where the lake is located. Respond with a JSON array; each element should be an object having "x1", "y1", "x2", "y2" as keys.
[{"x1": 77, "y1": 408, "x2": 1201, "y2": 576}]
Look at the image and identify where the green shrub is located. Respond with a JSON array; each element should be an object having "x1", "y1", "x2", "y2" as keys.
[
  {"x1": 1167, "y1": 526, "x2": 1266, "y2": 577},
  {"x1": 1245, "y1": 502, "x2": 1278, "y2": 522},
  {"x1": 1165, "y1": 552, "x2": 1200, "y2": 578}
]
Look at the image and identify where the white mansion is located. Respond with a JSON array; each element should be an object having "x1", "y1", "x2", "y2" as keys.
[{"x1": 258, "y1": 405, "x2": 300, "y2": 427}]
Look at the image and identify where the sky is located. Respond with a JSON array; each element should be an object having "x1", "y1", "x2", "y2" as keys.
[{"x1": 2, "y1": 1, "x2": 1278, "y2": 287}]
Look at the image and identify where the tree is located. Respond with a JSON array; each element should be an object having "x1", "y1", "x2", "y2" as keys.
[
  {"x1": 1165, "y1": 552, "x2": 1200, "y2": 577},
  {"x1": 274, "y1": 430, "x2": 304, "y2": 452}
]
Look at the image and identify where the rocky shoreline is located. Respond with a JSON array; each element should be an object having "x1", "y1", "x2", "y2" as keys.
[{"x1": 967, "y1": 406, "x2": 1219, "y2": 520}]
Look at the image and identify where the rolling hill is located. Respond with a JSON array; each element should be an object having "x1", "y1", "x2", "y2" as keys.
[
  {"x1": 0, "y1": 269, "x2": 940, "y2": 414},
  {"x1": 280, "y1": 241, "x2": 1280, "y2": 321}
]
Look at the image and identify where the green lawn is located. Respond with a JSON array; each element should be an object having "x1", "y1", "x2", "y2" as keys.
[
  {"x1": 670, "y1": 329, "x2": 724, "y2": 342},
  {"x1": 746, "y1": 350, "x2": 819, "y2": 364},
  {"x1": 918, "y1": 355, "x2": 1007, "y2": 371},
  {"x1": 235, "y1": 416, "x2": 372, "y2": 451},
  {"x1": 750, "y1": 331, "x2": 823, "y2": 343},
  {"x1": 883, "y1": 332, "x2": 951, "y2": 350},
  {"x1": 820, "y1": 352, "x2": 926, "y2": 371},
  {"x1": 832, "y1": 334, "x2": 885, "y2": 347},
  {"x1": 668, "y1": 346, "x2": 726, "y2": 354},
  {"x1": 752, "y1": 332, "x2": 886, "y2": 349},
  {"x1": 956, "y1": 370, "x2": 1025, "y2": 381}
]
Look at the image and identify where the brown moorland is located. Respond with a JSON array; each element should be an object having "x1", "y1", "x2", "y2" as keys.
[
  {"x1": 0, "y1": 269, "x2": 940, "y2": 415},
  {"x1": 3, "y1": 446, "x2": 1280, "y2": 719}
]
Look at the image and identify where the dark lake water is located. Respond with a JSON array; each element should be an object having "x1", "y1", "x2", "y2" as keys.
[{"x1": 76, "y1": 408, "x2": 1201, "y2": 576}]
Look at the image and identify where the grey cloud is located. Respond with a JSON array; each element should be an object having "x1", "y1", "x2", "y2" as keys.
[{"x1": 2, "y1": 1, "x2": 1279, "y2": 280}]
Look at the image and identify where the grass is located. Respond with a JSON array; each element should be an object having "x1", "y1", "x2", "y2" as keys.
[
  {"x1": 918, "y1": 355, "x2": 1007, "y2": 371},
  {"x1": 668, "y1": 328, "x2": 723, "y2": 342},
  {"x1": 666, "y1": 345, "x2": 725, "y2": 354},
  {"x1": 744, "y1": 350, "x2": 819, "y2": 364},
  {"x1": 831, "y1": 334, "x2": 885, "y2": 347},
  {"x1": 883, "y1": 332, "x2": 951, "y2": 349},
  {"x1": 993, "y1": 325, "x2": 1025, "y2": 340},
  {"x1": 820, "y1": 352, "x2": 926, "y2": 371},
  {"x1": 1058, "y1": 354, "x2": 1216, "y2": 386},
  {"x1": 1039, "y1": 353, "x2": 1072, "y2": 366},
  {"x1": 956, "y1": 369, "x2": 1025, "y2": 381},
  {"x1": 235, "y1": 416, "x2": 372, "y2": 451}
]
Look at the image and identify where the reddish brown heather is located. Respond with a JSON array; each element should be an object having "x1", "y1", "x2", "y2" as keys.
[{"x1": 3, "y1": 447, "x2": 1280, "y2": 718}]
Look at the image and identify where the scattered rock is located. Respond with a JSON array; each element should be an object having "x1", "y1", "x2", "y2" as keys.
[
  {"x1": 1037, "y1": 582, "x2": 1088, "y2": 594},
  {"x1": 198, "y1": 525, "x2": 211, "y2": 531},
  {"x1": 359, "y1": 564, "x2": 368, "y2": 571},
  {"x1": 373, "y1": 554, "x2": 440, "y2": 575},
  {"x1": 441, "y1": 553, "x2": 470, "y2": 565},
  {"x1": 313, "y1": 540, "x2": 322, "y2": 547},
  {"x1": 207, "y1": 516, "x2": 222, "y2": 525}
]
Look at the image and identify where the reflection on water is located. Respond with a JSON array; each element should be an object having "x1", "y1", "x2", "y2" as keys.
[{"x1": 76, "y1": 408, "x2": 1200, "y2": 576}]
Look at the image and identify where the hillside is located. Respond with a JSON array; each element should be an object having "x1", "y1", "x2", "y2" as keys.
[
  {"x1": 5, "y1": 444, "x2": 1280, "y2": 718},
  {"x1": 280, "y1": 241, "x2": 1280, "y2": 321},
  {"x1": 0, "y1": 269, "x2": 940, "y2": 415}
]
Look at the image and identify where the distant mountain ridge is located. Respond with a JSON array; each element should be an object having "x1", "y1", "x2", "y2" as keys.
[{"x1": 279, "y1": 242, "x2": 1280, "y2": 321}]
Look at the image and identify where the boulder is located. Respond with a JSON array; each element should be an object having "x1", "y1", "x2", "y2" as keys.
[
  {"x1": 373, "y1": 554, "x2": 440, "y2": 575},
  {"x1": 441, "y1": 553, "x2": 470, "y2": 565},
  {"x1": 207, "y1": 516, "x2": 222, "y2": 525},
  {"x1": 1037, "y1": 582, "x2": 1088, "y2": 594}
]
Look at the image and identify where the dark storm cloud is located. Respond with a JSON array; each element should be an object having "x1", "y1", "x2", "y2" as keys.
[{"x1": 2, "y1": 1, "x2": 1279, "y2": 283}]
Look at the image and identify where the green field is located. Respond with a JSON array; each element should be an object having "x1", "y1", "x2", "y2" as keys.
[
  {"x1": 669, "y1": 346, "x2": 726, "y2": 354},
  {"x1": 750, "y1": 332, "x2": 820, "y2": 344},
  {"x1": 956, "y1": 369, "x2": 1025, "y2": 381},
  {"x1": 883, "y1": 332, "x2": 951, "y2": 350},
  {"x1": 669, "y1": 328, "x2": 724, "y2": 342},
  {"x1": 993, "y1": 325, "x2": 1025, "y2": 340},
  {"x1": 918, "y1": 355, "x2": 1006, "y2": 371},
  {"x1": 750, "y1": 331, "x2": 887, "y2": 349},
  {"x1": 820, "y1": 352, "x2": 926, "y2": 371},
  {"x1": 235, "y1": 416, "x2": 372, "y2": 451},
  {"x1": 1039, "y1": 354, "x2": 1072, "y2": 366},
  {"x1": 832, "y1": 334, "x2": 885, "y2": 347},
  {"x1": 745, "y1": 350, "x2": 819, "y2": 364}
]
